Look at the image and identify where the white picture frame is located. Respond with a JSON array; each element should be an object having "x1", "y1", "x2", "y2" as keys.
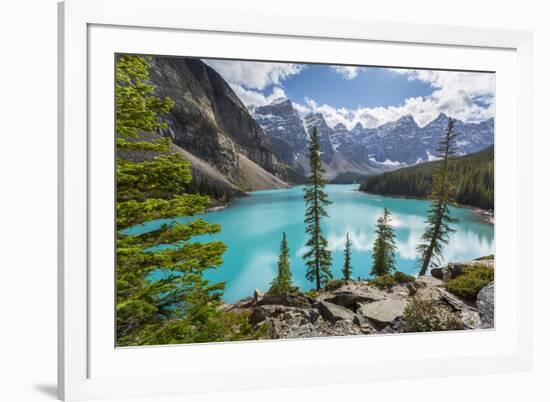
[{"x1": 58, "y1": 0, "x2": 533, "y2": 400}]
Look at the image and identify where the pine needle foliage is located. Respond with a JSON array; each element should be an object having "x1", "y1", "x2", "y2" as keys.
[
  {"x1": 302, "y1": 127, "x2": 333, "y2": 290},
  {"x1": 115, "y1": 55, "x2": 256, "y2": 346},
  {"x1": 342, "y1": 232, "x2": 353, "y2": 281},
  {"x1": 268, "y1": 232, "x2": 294, "y2": 295},
  {"x1": 359, "y1": 146, "x2": 494, "y2": 210},
  {"x1": 371, "y1": 208, "x2": 398, "y2": 277},
  {"x1": 416, "y1": 118, "x2": 459, "y2": 275}
]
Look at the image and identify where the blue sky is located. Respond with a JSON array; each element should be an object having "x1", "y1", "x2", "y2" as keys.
[
  {"x1": 203, "y1": 59, "x2": 495, "y2": 129},
  {"x1": 266, "y1": 65, "x2": 433, "y2": 109}
]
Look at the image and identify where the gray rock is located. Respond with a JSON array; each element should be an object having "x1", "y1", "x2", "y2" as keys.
[
  {"x1": 443, "y1": 262, "x2": 468, "y2": 280},
  {"x1": 460, "y1": 310, "x2": 483, "y2": 330},
  {"x1": 437, "y1": 288, "x2": 473, "y2": 311},
  {"x1": 317, "y1": 301, "x2": 356, "y2": 322},
  {"x1": 287, "y1": 323, "x2": 318, "y2": 338},
  {"x1": 437, "y1": 288, "x2": 483, "y2": 330},
  {"x1": 430, "y1": 267, "x2": 444, "y2": 279},
  {"x1": 257, "y1": 293, "x2": 312, "y2": 308},
  {"x1": 416, "y1": 276, "x2": 444, "y2": 288},
  {"x1": 357, "y1": 299, "x2": 407, "y2": 326},
  {"x1": 477, "y1": 282, "x2": 494, "y2": 329},
  {"x1": 353, "y1": 315, "x2": 377, "y2": 334},
  {"x1": 324, "y1": 290, "x2": 384, "y2": 309},
  {"x1": 436, "y1": 260, "x2": 494, "y2": 281},
  {"x1": 253, "y1": 288, "x2": 264, "y2": 302}
]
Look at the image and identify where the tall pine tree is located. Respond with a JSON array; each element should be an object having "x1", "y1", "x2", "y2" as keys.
[
  {"x1": 342, "y1": 232, "x2": 353, "y2": 281},
  {"x1": 268, "y1": 232, "x2": 294, "y2": 295},
  {"x1": 115, "y1": 55, "x2": 255, "y2": 346},
  {"x1": 303, "y1": 127, "x2": 333, "y2": 290},
  {"x1": 416, "y1": 118, "x2": 459, "y2": 276},
  {"x1": 371, "y1": 208, "x2": 398, "y2": 277}
]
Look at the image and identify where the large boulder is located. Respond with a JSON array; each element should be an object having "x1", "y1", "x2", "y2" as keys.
[
  {"x1": 459, "y1": 310, "x2": 483, "y2": 330},
  {"x1": 324, "y1": 290, "x2": 384, "y2": 309},
  {"x1": 257, "y1": 293, "x2": 312, "y2": 308},
  {"x1": 249, "y1": 305, "x2": 317, "y2": 326},
  {"x1": 253, "y1": 288, "x2": 264, "y2": 302},
  {"x1": 476, "y1": 282, "x2": 494, "y2": 329},
  {"x1": 357, "y1": 299, "x2": 407, "y2": 326},
  {"x1": 430, "y1": 267, "x2": 444, "y2": 279},
  {"x1": 437, "y1": 288, "x2": 483, "y2": 330},
  {"x1": 317, "y1": 301, "x2": 356, "y2": 322},
  {"x1": 432, "y1": 260, "x2": 494, "y2": 281}
]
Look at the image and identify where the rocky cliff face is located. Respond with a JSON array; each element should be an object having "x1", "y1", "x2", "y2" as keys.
[
  {"x1": 253, "y1": 98, "x2": 309, "y2": 166},
  {"x1": 148, "y1": 57, "x2": 287, "y2": 190},
  {"x1": 303, "y1": 113, "x2": 336, "y2": 164}
]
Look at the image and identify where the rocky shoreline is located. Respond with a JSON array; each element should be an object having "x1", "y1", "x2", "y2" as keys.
[
  {"x1": 221, "y1": 259, "x2": 494, "y2": 339},
  {"x1": 472, "y1": 208, "x2": 494, "y2": 224}
]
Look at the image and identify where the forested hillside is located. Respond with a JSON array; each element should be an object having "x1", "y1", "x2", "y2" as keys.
[{"x1": 359, "y1": 146, "x2": 494, "y2": 210}]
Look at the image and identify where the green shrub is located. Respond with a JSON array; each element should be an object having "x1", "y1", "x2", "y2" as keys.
[
  {"x1": 403, "y1": 297, "x2": 462, "y2": 332},
  {"x1": 445, "y1": 264, "x2": 494, "y2": 301},
  {"x1": 475, "y1": 254, "x2": 494, "y2": 261},
  {"x1": 304, "y1": 289, "x2": 320, "y2": 299},
  {"x1": 370, "y1": 274, "x2": 396, "y2": 290},
  {"x1": 393, "y1": 271, "x2": 416, "y2": 284},
  {"x1": 325, "y1": 279, "x2": 345, "y2": 291}
]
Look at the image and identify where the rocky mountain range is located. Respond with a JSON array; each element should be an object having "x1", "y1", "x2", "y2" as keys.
[
  {"x1": 252, "y1": 97, "x2": 494, "y2": 179},
  {"x1": 143, "y1": 57, "x2": 494, "y2": 192},
  {"x1": 147, "y1": 57, "x2": 289, "y2": 194}
]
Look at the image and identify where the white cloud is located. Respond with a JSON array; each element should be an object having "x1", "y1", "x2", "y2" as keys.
[
  {"x1": 231, "y1": 85, "x2": 288, "y2": 108},
  {"x1": 205, "y1": 59, "x2": 494, "y2": 129},
  {"x1": 291, "y1": 102, "x2": 310, "y2": 115},
  {"x1": 293, "y1": 68, "x2": 495, "y2": 129},
  {"x1": 331, "y1": 66, "x2": 364, "y2": 80},
  {"x1": 203, "y1": 59, "x2": 305, "y2": 90}
]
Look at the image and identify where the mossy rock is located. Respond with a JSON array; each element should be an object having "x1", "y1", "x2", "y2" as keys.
[{"x1": 445, "y1": 264, "x2": 494, "y2": 301}]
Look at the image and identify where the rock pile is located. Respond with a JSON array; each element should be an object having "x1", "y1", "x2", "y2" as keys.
[{"x1": 222, "y1": 259, "x2": 495, "y2": 339}]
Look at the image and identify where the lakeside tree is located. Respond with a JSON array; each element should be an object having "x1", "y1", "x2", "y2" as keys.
[
  {"x1": 115, "y1": 55, "x2": 255, "y2": 346},
  {"x1": 416, "y1": 118, "x2": 459, "y2": 276},
  {"x1": 303, "y1": 127, "x2": 333, "y2": 290},
  {"x1": 268, "y1": 232, "x2": 294, "y2": 295},
  {"x1": 342, "y1": 232, "x2": 353, "y2": 281},
  {"x1": 371, "y1": 208, "x2": 398, "y2": 277},
  {"x1": 359, "y1": 146, "x2": 494, "y2": 210}
]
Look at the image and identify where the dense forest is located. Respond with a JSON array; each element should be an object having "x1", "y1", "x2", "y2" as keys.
[{"x1": 359, "y1": 146, "x2": 494, "y2": 210}]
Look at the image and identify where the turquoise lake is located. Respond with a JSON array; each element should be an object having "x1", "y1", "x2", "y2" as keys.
[{"x1": 128, "y1": 184, "x2": 495, "y2": 303}]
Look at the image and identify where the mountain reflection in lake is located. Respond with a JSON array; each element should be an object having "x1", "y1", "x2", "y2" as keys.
[{"x1": 129, "y1": 185, "x2": 494, "y2": 302}]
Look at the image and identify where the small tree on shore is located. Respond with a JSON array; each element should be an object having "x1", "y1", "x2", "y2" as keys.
[
  {"x1": 342, "y1": 232, "x2": 353, "y2": 281},
  {"x1": 371, "y1": 208, "x2": 397, "y2": 277},
  {"x1": 268, "y1": 232, "x2": 294, "y2": 295},
  {"x1": 417, "y1": 118, "x2": 459, "y2": 275},
  {"x1": 303, "y1": 127, "x2": 333, "y2": 290}
]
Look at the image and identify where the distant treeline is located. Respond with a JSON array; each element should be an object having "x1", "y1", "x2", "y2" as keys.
[
  {"x1": 330, "y1": 171, "x2": 368, "y2": 184},
  {"x1": 359, "y1": 146, "x2": 494, "y2": 210}
]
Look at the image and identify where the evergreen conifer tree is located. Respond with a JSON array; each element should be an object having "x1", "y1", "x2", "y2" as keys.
[
  {"x1": 303, "y1": 127, "x2": 333, "y2": 290},
  {"x1": 115, "y1": 55, "x2": 254, "y2": 346},
  {"x1": 342, "y1": 232, "x2": 353, "y2": 281},
  {"x1": 417, "y1": 118, "x2": 459, "y2": 275},
  {"x1": 268, "y1": 232, "x2": 294, "y2": 295},
  {"x1": 371, "y1": 208, "x2": 398, "y2": 277}
]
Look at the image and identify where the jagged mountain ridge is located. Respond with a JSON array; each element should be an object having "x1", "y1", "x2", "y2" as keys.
[
  {"x1": 252, "y1": 97, "x2": 494, "y2": 177},
  {"x1": 253, "y1": 98, "x2": 309, "y2": 166},
  {"x1": 147, "y1": 57, "x2": 288, "y2": 191}
]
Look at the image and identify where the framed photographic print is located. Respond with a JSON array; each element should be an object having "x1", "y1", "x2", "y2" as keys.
[{"x1": 58, "y1": 0, "x2": 533, "y2": 400}]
